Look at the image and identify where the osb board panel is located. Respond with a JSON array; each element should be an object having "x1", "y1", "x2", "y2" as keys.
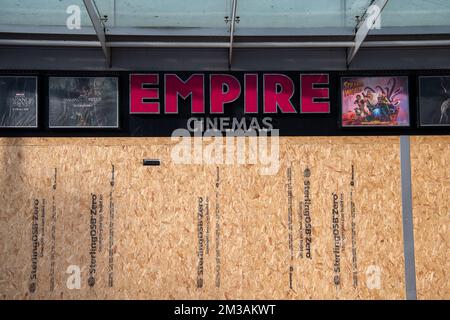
[
  {"x1": 411, "y1": 136, "x2": 450, "y2": 300},
  {"x1": 0, "y1": 137, "x2": 406, "y2": 300},
  {"x1": 238, "y1": 143, "x2": 404, "y2": 299}
]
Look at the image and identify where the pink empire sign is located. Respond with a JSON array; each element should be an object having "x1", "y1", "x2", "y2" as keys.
[{"x1": 129, "y1": 73, "x2": 330, "y2": 114}]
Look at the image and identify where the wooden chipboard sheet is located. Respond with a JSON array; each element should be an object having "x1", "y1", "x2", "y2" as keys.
[
  {"x1": 410, "y1": 137, "x2": 450, "y2": 300},
  {"x1": 0, "y1": 137, "x2": 447, "y2": 300}
]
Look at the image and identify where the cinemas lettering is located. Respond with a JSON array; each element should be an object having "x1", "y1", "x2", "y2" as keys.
[{"x1": 129, "y1": 73, "x2": 330, "y2": 114}]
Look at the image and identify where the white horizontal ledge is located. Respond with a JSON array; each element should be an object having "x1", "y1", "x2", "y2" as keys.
[
  {"x1": 362, "y1": 40, "x2": 450, "y2": 47},
  {"x1": 106, "y1": 41, "x2": 355, "y2": 48},
  {"x1": 1, "y1": 39, "x2": 450, "y2": 48},
  {"x1": 108, "y1": 41, "x2": 230, "y2": 48},
  {"x1": 233, "y1": 42, "x2": 355, "y2": 48},
  {"x1": 0, "y1": 40, "x2": 354, "y2": 48},
  {"x1": 0, "y1": 39, "x2": 101, "y2": 47}
]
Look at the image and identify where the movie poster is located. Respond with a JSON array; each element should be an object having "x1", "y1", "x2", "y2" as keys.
[
  {"x1": 49, "y1": 77, "x2": 119, "y2": 128},
  {"x1": 419, "y1": 76, "x2": 450, "y2": 126},
  {"x1": 0, "y1": 76, "x2": 37, "y2": 128},
  {"x1": 341, "y1": 76, "x2": 410, "y2": 127}
]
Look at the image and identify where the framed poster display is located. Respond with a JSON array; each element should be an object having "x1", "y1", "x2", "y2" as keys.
[
  {"x1": 49, "y1": 77, "x2": 119, "y2": 128},
  {"x1": 0, "y1": 76, "x2": 38, "y2": 128},
  {"x1": 341, "y1": 76, "x2": 410, "y2": 127},
  {"x1": 418, "y1": 76, "x2": 450, "y2": 126}
]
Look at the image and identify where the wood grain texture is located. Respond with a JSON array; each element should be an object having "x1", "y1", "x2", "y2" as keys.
[
  {"x1": 0, "y1": 136, "x2": 445, "y2": 300},
  {"x1": 411, "y1": 136, "x2": 450, "y2": 300}
]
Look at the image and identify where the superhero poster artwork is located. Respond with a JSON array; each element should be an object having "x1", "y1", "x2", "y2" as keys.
[
  {"x1": 49, "y1": 77, "x2": 119, "y2": 128},
  {"x1": 0, "y1": 76, "x2": 37, "y2": 128},
  {"x1": 341, "y1": 76, "x2": 410, "y2": 127},
  {"x1": 419, "y1": 76, "x2": 450, "y2": 126}
]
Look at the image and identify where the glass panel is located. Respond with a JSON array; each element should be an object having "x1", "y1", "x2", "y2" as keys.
[
  {"x1": 236, "y1": 0, "x2": 372, "y2": 29},
  {"x1": 1, "y1": 0, "x2": 449, "y2": 34},
  {"x1": 0, "y1": 0, "x2": 93, "y2": 27},
  {"x1": 380, "y1": 0, "x2": 450, "y2": 27},
  {"x1": 94, "y1": 0, "x2": 231, "y2": 28}
]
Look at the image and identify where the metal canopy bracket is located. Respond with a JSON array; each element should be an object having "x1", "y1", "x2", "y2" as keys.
[
  {"x1": 347, "y1": 0, "x2": 389, "y2": 66},
  {"x1": 228, "y1": 0, "x2": 238, "y2": 69},
  {"x1": 83, "y1": 0, "x2": 111, "y2": 67}
]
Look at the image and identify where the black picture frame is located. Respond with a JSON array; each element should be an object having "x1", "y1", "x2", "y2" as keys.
[
  {"x1": 418, "y1": 75, "x2": 450, "y2": 127},
  {"x1": 0, "y1": 76, "x2": 38, "y2": 128},
  {"x1": 340, "y1": 76, "x2": 411, "y2": 128},
  {"x1": 48, "y1": 76, "x2": 119, "y2": 129}
]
